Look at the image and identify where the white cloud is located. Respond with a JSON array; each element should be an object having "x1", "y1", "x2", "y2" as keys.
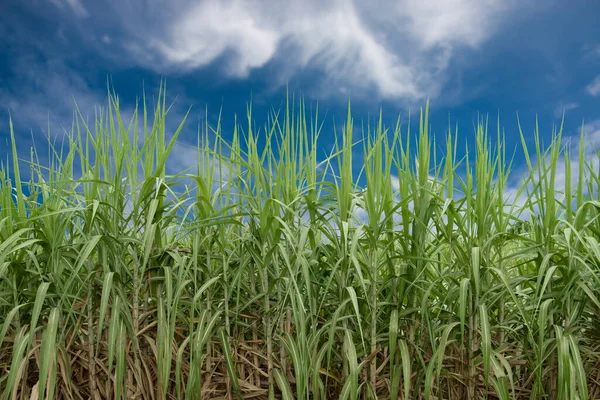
[
  {"x1": 586, "y1": 75, "x2": 600, "y2": 96},
  {"x1": 589, "y1": 44, "x2": 600, "y2": 58},
  {"x1": 582, "y1": 120, "x2": 600, "y2": 146},
  {"x1": 152, "y1": 1, "x2": 279, "y2": 77},
  {"x1": 168, "y1": 142, "x2": 204, "y2": 175},
  {"x1": 87, "y1": 0, "x2": 521, "y2": 102},
  {"x1": 0, "y1": 56, "x2": 103, "y2": 140},
  {"x1": 50, "y1": 0, "x2": 88, "y2": 17},
  {"x1": 394, "y1": 0, "x2": 513, "y2": 49},
  {"x1": 139, "y1": 0, "x2": 420, "y2": 98},
  {"x1": 553, "y1": 102, "x2": 579, "y2": 118}
]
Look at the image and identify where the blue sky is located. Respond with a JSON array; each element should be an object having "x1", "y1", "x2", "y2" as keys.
[{"x1": 2, "y1": 0, "x2": 600, "y2": 190}]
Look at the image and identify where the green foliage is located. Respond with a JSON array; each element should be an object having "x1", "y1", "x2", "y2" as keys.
[{"x1": 0, "y1": 86, "x2": 599, "y2": 399}]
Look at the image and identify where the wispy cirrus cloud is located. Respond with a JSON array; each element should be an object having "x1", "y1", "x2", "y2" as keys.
[
  {"x1": 0, "y1": 54, "x2": 103, "y2": 141},
  {"x1": 47, "y1": 0, "x2": 524, "y2": 103},
  {"x1": 553, "y1": 102, "x2": 579, "y2": 118},
  {"x1": 48, "y1": 0, "x2": 88, "y2": 17},
  {"x1": 585, "y1": 76, "x2": 600, "y2": 96}
]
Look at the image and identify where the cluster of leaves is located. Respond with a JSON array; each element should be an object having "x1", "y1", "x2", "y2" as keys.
[{"x1": 0, "y1": 86, "x2": 599, "y2": 399}]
